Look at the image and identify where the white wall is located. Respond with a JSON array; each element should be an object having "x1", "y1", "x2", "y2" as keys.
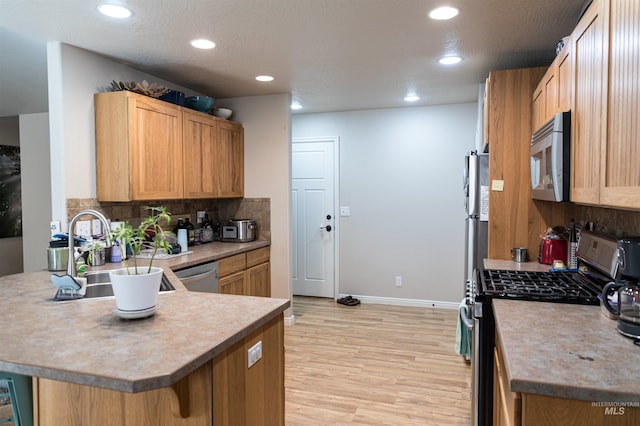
[
  {"x1": 0, "y1": 116, "x2": 23, "y2": 276},
  {"x1": 219, "y1": 94, "x2": 292, "y2": 318},
  {"x1": 293, "y1": 104, "x2": 477, "y2": 305},
  {"x1": 20, "y1": 113, "x2": 51, "y2": 272}
]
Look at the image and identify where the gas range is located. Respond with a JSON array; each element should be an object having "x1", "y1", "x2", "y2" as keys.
[
  {"x1": 479, "y1": 269, "x2": 600, "y2": 305},
  {"x1": 477, "y1": 231, "x2": 619, "y2": 306}
]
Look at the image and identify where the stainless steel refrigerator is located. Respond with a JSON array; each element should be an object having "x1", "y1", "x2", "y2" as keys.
[
  {"x1": 461, "y1": 150, "x2": 489, "y2": 426},
  {"x1": 463, "y1": 151, "x2": 489, "y2": 283}
]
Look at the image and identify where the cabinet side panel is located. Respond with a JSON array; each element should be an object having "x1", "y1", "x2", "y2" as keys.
[{"x1": 487, "y1": 67, "x2": 546, "y2": 259}]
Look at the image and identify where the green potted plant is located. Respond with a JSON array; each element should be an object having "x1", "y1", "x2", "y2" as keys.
[{"x1": 108, "y1": 206, "x2": 173, "y2": 313}]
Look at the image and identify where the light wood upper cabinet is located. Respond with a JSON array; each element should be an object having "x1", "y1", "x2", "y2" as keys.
[
  {"x1": 95, "y1": 91, "x2": 243, "y2": 201},
  {"x1": 557, "y1": 41, "x2": 572, "y2": 113},
  {"x1": 216, "y1": 121, "x2": 244, "y2": 198},
  {"x1": 569, "y1": 0, "x2": 640, "y2": 209},
  {"x1": 95, "y1": 91, "x2": 184, "y2": 201},
  {"x1": 531, "y1": 82, "x2": 545, "y2": 131},
  {"x1": 531, "y1": 40, "x2": 572, "y2": 132},
  {"x1": 183, "y1": 110, "x2": 219, "y2": 198},
  {"x1": 570, "y1": 0, "x2": 606, "y2": 205},
  {"x1": 600, "y1": 0, "x2": 640, "y2": 209}
]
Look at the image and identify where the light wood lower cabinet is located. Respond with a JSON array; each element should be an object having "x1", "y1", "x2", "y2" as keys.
[
  {"x1": 494, "y1": 333, "x2": 640, "y2": 426},
  {"x1": 218, "y1": 247, "x2": 271, "y2": 297},
  {"x1": 219, "y1": 270, "x2": 246, "y2": 295},
  {"x1": 34, "y1": 362, "x2": 212, "y2": 426},
  {"x1": 32, "y1": 314, "x2": 284, "y2": 426},
  {"x1": 213, "y1": 314, "x2": 284, "y2": 425},
  {"x1": 493, "y1": 345, "x2": 521, "y2": 426}
]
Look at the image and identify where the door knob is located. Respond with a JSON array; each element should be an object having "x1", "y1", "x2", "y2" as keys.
[{"x1": 320, "y1": 225, "x2": 332, "y2": 232}]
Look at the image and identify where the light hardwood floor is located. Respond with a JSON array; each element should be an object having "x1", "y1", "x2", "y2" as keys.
[{"x1": 284, "y1": 296, "x2": 471, "y2": 425}]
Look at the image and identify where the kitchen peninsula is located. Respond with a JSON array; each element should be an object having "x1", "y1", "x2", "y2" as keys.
[{"x1": 0, "y1": 241, "x2": 288, "y2": 426}]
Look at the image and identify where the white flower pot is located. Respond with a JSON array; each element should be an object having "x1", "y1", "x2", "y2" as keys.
[{"x1": 109, "y1": 267, "x2": 163, "y2": 311}]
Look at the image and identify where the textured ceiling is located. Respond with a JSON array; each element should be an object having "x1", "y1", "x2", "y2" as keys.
[{"x1": 0, "y1": 0, "x2": 587, "y2": 117}]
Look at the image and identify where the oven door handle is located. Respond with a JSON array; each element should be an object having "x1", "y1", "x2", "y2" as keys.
[{"x1": 459, "y1": 304, "x2": 474, "y2": 331}]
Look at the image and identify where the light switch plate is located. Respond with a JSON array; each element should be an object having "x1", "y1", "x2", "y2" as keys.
[
  {"x1": 50, "y1": 220, "x2": 61, "y2": 237},
  {"x1": 92, "y1": 219, "x2": 102, "y2": 236},
  {"x1": 491, "y1": 180, "x2": 505, "y2": 191},
  {"x1": 340, "y1": 206, "x2": 351, "y2": 217}
]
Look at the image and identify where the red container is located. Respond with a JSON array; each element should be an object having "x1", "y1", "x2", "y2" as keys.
[{"x1": 540, "y1": 238, "x2": 568, "y2": 265}]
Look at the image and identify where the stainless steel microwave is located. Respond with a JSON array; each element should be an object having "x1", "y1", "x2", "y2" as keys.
[{"x1": 530, "y1": 111, "x2": 571, "y2": 202}]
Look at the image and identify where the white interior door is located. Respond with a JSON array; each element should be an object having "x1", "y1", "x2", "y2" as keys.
[{"x1": 292, "y1": 139, "x2": 336, "y2": 298}]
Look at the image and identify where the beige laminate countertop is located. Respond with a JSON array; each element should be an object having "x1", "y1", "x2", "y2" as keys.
[
  {"x1": 0, "y1": 240, "x2": 289, "y2": 393},
  {"x1": 484, "y1": 259, "x2": 640, "y2": 403}
]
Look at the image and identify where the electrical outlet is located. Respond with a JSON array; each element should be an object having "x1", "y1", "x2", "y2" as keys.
[
  {"x1": 50, "y1": 220, "x2": 61, "y2": 237},
  {"x1": 247, "y1": 341, "x2": 263, "y2": 368},
  {"x1": 92, "y1": 219, "x2": 102, "y2": 236},
  {"x1": 75, "y1": 220, "x2": 91, "y2": 237},
  {"x1": 395, "y1": 276, "x2": 402, "y2": 287}
]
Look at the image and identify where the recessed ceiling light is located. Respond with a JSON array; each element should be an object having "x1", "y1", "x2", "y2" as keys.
[
  {"x1": 404, "y1": 95, "x2": 420, "y2": 102},
  {"x1": 429, "y1": 6, "x2": 459, "y2": 20},
  {"x1": 190, "y1": 39, "x2": 215, "y2": 49},
  {"x1": 256, "y1": 75, "x2": 274, "y2": 82},
  {"x1": 97, "y1": 4, "x2": 132, "y2": 19},
  {"x1": 291, "y1": 102, "x2": 302, "y2": 110},
  {"x1": 438, "y1": 56, "x2": 462, "y2": 65}
]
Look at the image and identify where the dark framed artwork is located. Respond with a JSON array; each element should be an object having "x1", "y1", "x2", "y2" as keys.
[{"x1": 0, "y1": 145, "x2": 22, "y2": 238}]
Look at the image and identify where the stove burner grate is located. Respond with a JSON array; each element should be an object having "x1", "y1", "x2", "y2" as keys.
[{"x1": 481, "y1": 269, "x2": 600, "y2": 305}]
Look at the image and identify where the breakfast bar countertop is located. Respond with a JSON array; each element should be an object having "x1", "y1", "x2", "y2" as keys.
[{"x1": 0, "y1": 241, "x2": 289, "y2": 393}]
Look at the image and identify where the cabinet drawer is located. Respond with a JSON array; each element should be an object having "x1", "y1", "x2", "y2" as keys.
[
  {"x1": 218, "y1": 253, "x2": 246, "y2": 277},
  {"x1": 246, "y1": 246, "x2": 270, "y2": 268}
]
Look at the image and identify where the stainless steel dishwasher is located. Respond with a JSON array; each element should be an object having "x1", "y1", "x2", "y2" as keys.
[{"x1": 174, "y1": 261, "x2": 219, "y2": 293}]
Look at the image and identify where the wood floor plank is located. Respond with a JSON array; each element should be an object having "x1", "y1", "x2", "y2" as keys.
[{"x1": 285, "y1": 296, "x2": 471, "y2": 425}]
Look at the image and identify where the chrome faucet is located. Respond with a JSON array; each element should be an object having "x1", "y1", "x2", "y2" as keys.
[{"x1": 67, "y1": 209, "x2": 112, "y2": 277}]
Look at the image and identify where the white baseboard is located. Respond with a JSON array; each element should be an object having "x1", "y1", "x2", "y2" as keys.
[
  {"x1": 337, "y1": 294, "x2": 460, "y2": 310},
  {"x1": 284, "y1": 314, "x2": 296, "y2": 326}
]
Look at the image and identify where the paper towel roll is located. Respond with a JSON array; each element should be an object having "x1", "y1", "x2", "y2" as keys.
[{"x1": 177, "y1": 229, "x2": 188, "y2": 252}]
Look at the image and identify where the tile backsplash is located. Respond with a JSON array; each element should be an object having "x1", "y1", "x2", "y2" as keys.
[
  {"x1": 576, "y1": 205, "x2": 640, "y2": 238},
  {"x1": 67, "y1": 198, "x2": 271, "y2": 241}
]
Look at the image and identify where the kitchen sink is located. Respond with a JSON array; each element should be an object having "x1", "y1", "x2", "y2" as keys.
[{"x1": 67, "y1": 271, "x2": 175, "y2": 300}]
